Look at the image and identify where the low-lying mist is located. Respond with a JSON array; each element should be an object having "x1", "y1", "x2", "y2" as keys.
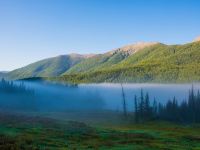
[
  {"x1": 1, "y1": 79, "x2": 200, "y2": 113},
  {"x1": 0, "y1": 79, "x2": 104, "y2": 112}
]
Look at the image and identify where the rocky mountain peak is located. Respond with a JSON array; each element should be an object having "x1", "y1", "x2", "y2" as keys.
[{"x1": 112, "y1": 41, "x2": 159, "y2": 55}]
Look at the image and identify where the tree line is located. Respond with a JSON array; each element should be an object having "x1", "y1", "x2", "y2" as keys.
[
  {"x1": 0, "y1": 78, "x2": 34, "y2": 94},
  {"x1": 121, "y1": 85, "x2": 200, "y2": 124},
  {"x1": 0, "y1": 78, "x2": 36, "y2": 111}
]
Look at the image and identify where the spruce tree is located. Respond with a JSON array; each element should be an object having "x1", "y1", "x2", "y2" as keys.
[{"x1": 134, "y1": 95, "x2": 138, "y2": 123}]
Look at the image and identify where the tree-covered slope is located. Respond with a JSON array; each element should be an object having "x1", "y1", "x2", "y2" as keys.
[
  {"x1": 64, "y1": 42, "x2": 158, "y2": 74},
  {"x1": 7, "y1": 54, "x2": 85, "y2": 79},
  {"x1": 65, "y1": 52, "x2": 127, "y2": 74},
  {"x1": 58, "y1": 41, "x2": 200, "y2": 83},
  {"x1": 7, "y1": 42, "x2": 159, "y2": 80},
  {"x1": 7, "y1": 41, "x2": 200, "y2": 83}
]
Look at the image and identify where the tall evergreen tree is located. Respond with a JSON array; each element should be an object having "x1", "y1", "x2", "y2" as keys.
[
  {"x1": 121, "y1": 83, "x2": 127, "y2": 117},
  {"x1": 134, "y1": 95, "x2": 138, "y2": 123},
  {"x1": 132, "y1": 86, "x2": 200, "y2": 124},
  {"x1": 139, "y1": 89, "x2": 144, "y2": 119},
  {"x1": 144, "y1": 92, "x2": 151, "y2": 120},
  {"x1": 153, "y1": 98, "x2": 158, "y2": 118},
  {"x1": 188, "y1": 85, "x2": 196, "y2": 123}
]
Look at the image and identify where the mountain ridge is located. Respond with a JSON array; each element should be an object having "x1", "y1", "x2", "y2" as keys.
[
  {"x1": 109, "y1": 42, "x2": 160, "y2": 55},
  {"x1": 60, "y1": 41, "x2": 200, "y2": 83},
  {"x1": 7, "y1": 41, "x2": 160, "y2": 79},
  {"x1": 7, "y1": 54, "x2": 84, "y2": 79},
  {"x1": 6, "y1": 40, "x2": 200, "y2": 82}
]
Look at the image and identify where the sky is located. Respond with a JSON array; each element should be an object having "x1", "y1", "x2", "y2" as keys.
[{"x1": 0, "y1": 0, "x2": 200, "y2": 71}]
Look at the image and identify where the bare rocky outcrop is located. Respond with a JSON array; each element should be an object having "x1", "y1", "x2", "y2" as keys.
[{"x1": 110, "y1": 42, "x2": 159, "y2": 55}]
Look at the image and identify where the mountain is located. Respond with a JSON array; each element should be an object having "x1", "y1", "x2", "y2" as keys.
[
  {"x1": 59, "y1": 41, "x2": 200, "y2": 83},
  {"x1": 8, "y1": 42, "x2": 157, "y2": 80},
  {"x1": 65, "y1": 42, "x2": 158, "y2": 74},
  {"x1": 7, "y1": 54, "x2": 87, "y2": 79},
  {"x1": 7, "y1": 39, "x2": 200, "y2": 83}
]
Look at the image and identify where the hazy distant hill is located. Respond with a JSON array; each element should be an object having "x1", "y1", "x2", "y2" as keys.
[
  {"x1": 7, "y1": 54, "x2": 86, "y2": 79},
  {"x1": 7, "y1": 40, "x2": 200, "y2": 83},
  {"x1": 0, "y1": 71, "x2": 8, "y2": 79}
]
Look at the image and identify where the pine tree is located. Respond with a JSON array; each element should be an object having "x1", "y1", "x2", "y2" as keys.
[
  {"x1": 153, "y1": 98, "x2": 158, "y2": 118},
  {"x1": 139, "y1": 89, "x2": 145, "y2": 120},
  {"x1": 144, "y1": 92, "x2": 151, "y2": 120},
  {"x1": 121, "y1": 83, "x2": 127, "y2": 117},
  {"x1": 188, "y1": 85, "x2": 196, "y2": 123},
  {"x1": 196, "y1": 90, "x2": 200, "y2": 122},
  {"x1": 134, "y1": 95, "x2": 138, "y2": 123}
]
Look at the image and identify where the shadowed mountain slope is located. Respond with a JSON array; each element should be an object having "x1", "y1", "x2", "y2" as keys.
[{"x1": 7, "y1": 54, "x2": 86, "y2": 79}]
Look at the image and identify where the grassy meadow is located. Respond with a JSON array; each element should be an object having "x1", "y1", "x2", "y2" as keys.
[{"x1": 0, "y1": 111, "x2": 200, "y2": 150}]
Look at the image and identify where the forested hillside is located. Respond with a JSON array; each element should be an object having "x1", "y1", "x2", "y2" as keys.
[
  {"x1": 58, "y1": 41, "x2": 200, "y2": 83},
  {"x1": 64, "y1": 42, "x2": 158, "y2": 74},
  {"x1": 65, "y1": 52, "x2": 127, "y2": 74},
  {"x1": 7, "y1": 54, "x2": 85, "y2": 79},
  {"x1": 7, "y1": 41, "x2": 200, "y2": 83}
]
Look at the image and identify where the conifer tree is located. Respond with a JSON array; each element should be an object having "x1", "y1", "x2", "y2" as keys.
[{"x1": 134, "y1": 95, "x2": 138, "y2": 122}]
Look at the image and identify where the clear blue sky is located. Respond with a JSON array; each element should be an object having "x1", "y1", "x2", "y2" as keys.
[{"x1": 0, "y1": 0, "x2": 200, "y2": 71}]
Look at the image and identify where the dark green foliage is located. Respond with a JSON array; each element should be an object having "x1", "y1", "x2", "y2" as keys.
[
  {"x1": 157, "y1": 87, "x2": 200, "y2": 123},
  {"x1": 134, "y1": 90, "x2": 153, "y2": 122},
  {"x1": 133, "y1": 87, "x2": 200, "y2": 124}
]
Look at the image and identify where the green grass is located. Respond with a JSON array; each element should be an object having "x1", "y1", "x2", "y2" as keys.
[{"x1": 0, "y1": 112, "x2": 200, "y2": 150}]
